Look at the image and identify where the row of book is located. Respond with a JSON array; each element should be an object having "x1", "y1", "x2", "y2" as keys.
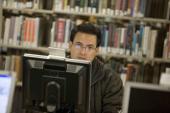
[
  {"x1": 2, "y1": 0, "x2": 169, "y2": 18},
  {"x1": 1, "y1": 53, "x2": 169, "y2": 85},
  {"x1": 107, "y1": 57, "x2": 170, "y2": 85},
  {"x1": 1, "y1": 16, "x2": 75, "y2": 48},
  {"x1": 1, "y1": 16, "x2": 170, "y2": 58},
  {"x1": 99, "y1": 23, "x2": 168, "y2": 59},
  {"x1": 0, "y1": 55, "x2": 22, "y2": 82},
  {"x1": 2, "y1": 16, "x2": 41, "y2": 47}
]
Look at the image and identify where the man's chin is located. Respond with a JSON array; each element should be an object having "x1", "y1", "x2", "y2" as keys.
[
  {"x1": 78, "y1": 57, "x2": 94, "y2": 61},
  {"x1": 78, "y1": 57, "x2": 87, "y2": 60}
]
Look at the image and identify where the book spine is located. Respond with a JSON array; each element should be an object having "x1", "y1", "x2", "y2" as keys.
[
  {"x1": 56, "y1": 18, "x2": 66, "y2": 48},
  {"x1": 17, "y1": 16, "x2": 24, "y2": 46},
  {"x1": 64, "y1": 19, "x2": 71, "y2": 49},
  {"x1": 0, "y1": 2, "x2": 2, "y2": 44},
  {"x1": 3, "y1": 18, "x2": 10, "y2": 45},
  {"x1": 13, "y1": 16, "x2": 19, "y2": 46},
  {"x1": 33, "y1": 0, "x2": 40, "y2": 9},
  {"x1": 50, "y1": 21, "x2": 56, "y2": 47},
  {"x1": 8, "y1": 17, "x2": 15, "y2": 45},
  {"x1": 53, "y1": 0, "x2": 63, "y2": 11},
  {"x1": 70, "y1": 0, "x2": 75, "y2": 11},
  {"x1": 149, "y1": 30, "x2": 158, "y2": 58},
  {"x1": 75, "y1": 0, "x2": 81, "y2": 12},
  {"x1": 142, "y1": 26, "x2": 151, "y2": 57}
]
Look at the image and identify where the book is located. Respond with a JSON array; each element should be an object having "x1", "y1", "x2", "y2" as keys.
[
  {"x1": 98, "y1": 0, "x2": 103, "y2": 14},
  {"x1": 55, "y1": 18, "x2": 66, "y2": 48},
  {"x1": 64, "y1": 19, "x2": 71, "y2": 49},
  {"x1": 33, "y1": 0, "x2": 40, "y2": 9},
  {"x1": 70, "y1": 0, "x2": 75, "y2": 11},
  {"x1": 53, "y1": 0, "x2": 63, "y2": 11},
  {"x1": 42, "y1": 0, "x2": 53, "y2": 10},
  {"x1": 50, "y1": 21, "x2": 56, "y2": 47},
  {"x1": 8, "y1": 17, "x2": 15, "y2": 45},
  {"x1": 115, "y1": 0, "x2": 122, "y2": 15},
  {"x1": 149, "y1": 30, "x2": 158, "y2": 58},
  {"x1": 14, "y1": 55, "x2": 23, "y2": 81},
  {"x1": 142, "y1": 26, "x2": 151, "y2": 57},
  {"x1": 0, "y1": 6, "x2": 2, "y2": 44},
  {"x1": 3, "y1": 18, "x2": 10, "y2": 45},
  {"x1": 63, "y1": 0, "x2": 69, "y2": 11},
  {"x1": 101, "y1": 0, "x2": 107, "y2": 14},
  {"x1": 143, "y1": 63, "x2": 153, "y2": 83},
  {"x1": 154, "y1": 27, "x2": 167, "y2": 58}
]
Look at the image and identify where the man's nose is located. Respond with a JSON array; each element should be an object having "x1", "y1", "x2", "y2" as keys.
[{"x1": 80, "y1": 47, "x2": 86, "y2": 55}]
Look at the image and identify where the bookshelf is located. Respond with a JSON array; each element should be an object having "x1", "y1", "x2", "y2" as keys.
[
  {"x1": 1, "y1": 0, "x2": 170, "y2": 85},
  {"x1": 2, "y1": 44, "x2": 170, "y2": 64},
  {"x1": 1, "y1": 44, "x2": 48, "y2": 53},
  {"x1": 2, "y1": 1, "x2": 170, "y2": 113},
  {"x1": 101, "y1": 53, "x2": 170, "y2": 64},
  {"x1": 2, "y1": 7, "x2": 170, "y2": 24}
]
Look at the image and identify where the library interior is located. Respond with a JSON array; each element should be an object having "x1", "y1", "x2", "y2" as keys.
[{"x1": 0, "y1": 0, "x2": 170, "y2": 113}]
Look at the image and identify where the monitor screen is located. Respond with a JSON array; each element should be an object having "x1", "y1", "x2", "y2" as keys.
[
  {"x1": 122, "y1": 82, "x2": 170, "y2": 113},
  {"x1": 22, "y1": 54, "x2": 92, "y2": 113},
  {"x1": 0, "y1": 71, "x2": 16, "y2": 113}
]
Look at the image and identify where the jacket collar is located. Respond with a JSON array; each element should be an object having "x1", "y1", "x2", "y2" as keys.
[{"x1": 91, "y1": 57, "x2": 105, "y2": 85}]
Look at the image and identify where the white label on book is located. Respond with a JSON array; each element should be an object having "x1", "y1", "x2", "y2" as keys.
[
  {"x1": 166, "y1": 68, "x2": 170, "y2": 74},
  {"x1": 80, "y1": 8, "x2": 83, "y2": 13},
  {"x1": 92, "y1": 8, "x2": 96, "y2": 14},
  {"x1": 87, "y1": 7, "x2": 92, "y2": 13},
  {"x1": 102, "y1": 9, "x2": 106, "y2": 14},
  {"x1": 75, "y1": 6, "x2": 80, "y2": 12},
  {"x1": 160, "y1": 73, "x2": 170, "y2": 86}
]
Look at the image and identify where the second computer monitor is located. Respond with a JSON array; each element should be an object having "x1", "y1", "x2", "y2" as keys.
[{"x1": 122, "y1": 82, "x2": 170, "y2": 113}]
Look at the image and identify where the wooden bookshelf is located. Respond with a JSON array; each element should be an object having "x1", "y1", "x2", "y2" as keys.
[
  {"x1": 101, "y1": 53, "x2": 170, "y2": 63},
  {"x1": 3, "y1": 7, "x2": 170, "y2": 24},
  {"x1": 2, "y1": 44, "x2": 170, "y2": 63},
  {"x1": 3, "y1": 7, "x2": 53, "y2": 15},
  {"x1": 1, "y1": 44, "x2": 48, "y2": 53},
  {"x1": 1, "y1": 0, "x2": 170, "y2": 86}
]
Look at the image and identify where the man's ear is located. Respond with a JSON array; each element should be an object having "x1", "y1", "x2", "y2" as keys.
[{"x1": 96, "y1": 47, "x2": 99, "y2": 53}]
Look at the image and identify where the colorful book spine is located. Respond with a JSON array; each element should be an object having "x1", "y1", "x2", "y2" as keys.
[{"x1": 55, "y1": 18, "x2": 66, "y2": 48}]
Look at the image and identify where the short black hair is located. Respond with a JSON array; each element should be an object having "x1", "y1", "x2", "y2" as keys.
[{"x1": 70, "y1": 23, "x2": 101, "y2": 47}]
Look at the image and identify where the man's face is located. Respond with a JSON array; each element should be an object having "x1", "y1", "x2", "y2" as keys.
[{"x1": 69, "y1": 32, "x2": 99, "y2": 61}]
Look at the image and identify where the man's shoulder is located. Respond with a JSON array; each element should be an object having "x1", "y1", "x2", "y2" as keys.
[{"x1": 93, "y1": 57, "x2": 118, "y2": 78}]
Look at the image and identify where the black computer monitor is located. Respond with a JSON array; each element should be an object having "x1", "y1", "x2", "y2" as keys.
[
  {"x1": 122, "y1": 82, "x2": 170, "y2": 113},
  {"x1": 22, "y1": 54, "x2": 92, "y2": 113}
]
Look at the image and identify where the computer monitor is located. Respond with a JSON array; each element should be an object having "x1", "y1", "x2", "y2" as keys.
[
  {"x1": 22, "y1": 54, "x2": 92, "y2": 113},
  {"x1": 0, "y1": 71, "x2": 16, "y2": 113},
  {"x1": 122, "y1": 82, "x2": 170, "y2": 113}
]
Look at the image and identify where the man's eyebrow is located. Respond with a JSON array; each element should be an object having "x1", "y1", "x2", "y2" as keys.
[
  {"x1": 74, "y1": 42, "x2": 82, "y2": 44},
  {"x1": 87, "y1": 44, "x2": 95, "y2": 47},
  {"x1": 74, "y1": 42, "x2": 96, "y2": 47}
]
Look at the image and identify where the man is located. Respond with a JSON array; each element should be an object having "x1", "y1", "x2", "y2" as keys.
[{"x1": 69, "y1": 23, "x2": 123, "y2": 113}]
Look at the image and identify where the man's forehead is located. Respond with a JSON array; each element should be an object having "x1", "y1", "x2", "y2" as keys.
[{"x1": 74, "y1": 32, "x2": 97, "y2": 45}]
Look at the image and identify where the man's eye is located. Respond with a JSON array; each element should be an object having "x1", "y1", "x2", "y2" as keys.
[
  {"x1": 75, "y1": 44, "x2": 81, "y2": 48},
  {"x1": 87, "y1": 46, "x2": 94, "y2": 50}
]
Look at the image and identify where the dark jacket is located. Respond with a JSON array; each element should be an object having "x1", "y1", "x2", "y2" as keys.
[{"x1": 90, "y1": 57, "x2": 123, "y2": 113}]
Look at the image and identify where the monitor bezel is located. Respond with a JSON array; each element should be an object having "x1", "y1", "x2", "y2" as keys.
[
  {"x1": 0, "y1": 70, "x2": 16, "y2": 113},
  {"x1": 22, "y1": 53, "x2": 92, "y2": 113},
  {"x1": 122, "y1": 81, "x2": 170, "y2": 113}
]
